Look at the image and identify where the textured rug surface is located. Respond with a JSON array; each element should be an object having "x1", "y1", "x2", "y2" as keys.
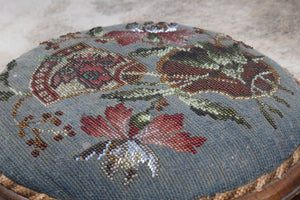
[{"x1": 0, "y1": 0, "x2": 299, "y2": 78}]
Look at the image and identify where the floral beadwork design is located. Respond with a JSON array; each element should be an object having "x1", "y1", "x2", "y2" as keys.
[
  {"x1": 39, "y1": 22, "x2": 196, "y2": 50},
  {"x1": 103, "y1": 29, "x2": 196, "y2": 46},
  {"x1": 103, "y1": 22, "x2": 196, "y2": 46},
  {"x1": 75, "y1": 103, "x2": 206, "y2": 185},
  {"x1": 1, "y1": 23, "x2": 297, "y2": 161},
  {"x1": 156, "y1": 43, "x2": 278, "y2": 99},
  {"x1": 30, "y1": 42, "x2": 146, "y2": 105},
  {"x1": 0, "y1": 60, "x2": 77, "y2": 158},
  {"x1": 103, "y1": 33, "x2": 294, "y2": 129},
  {"x1": 10, "y1": 95, "x2": 76, "y2": 157},
  {"x1": 125, "y1": 21, "x2": 179, "y2": 33}
]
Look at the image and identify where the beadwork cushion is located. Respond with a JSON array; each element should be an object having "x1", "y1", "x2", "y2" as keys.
[{"x1": 0, "y1": 22, "x2": 299, "y2": 200}]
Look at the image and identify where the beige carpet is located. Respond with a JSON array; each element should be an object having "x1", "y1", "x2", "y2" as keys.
[{"x1": 0, "y1": 0, "x2": 299, "y2": 78}]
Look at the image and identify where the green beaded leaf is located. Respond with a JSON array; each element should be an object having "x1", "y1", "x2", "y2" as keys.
[
  {"x1": 0, "y1": 72, "x2": 10, "y2": 87},
  {"x1": 0, "y1": 60, "x2": 17, "y2": 87},
  {"x1": 179, "y1": 96, "x2": 251, "y2": 128},
  {"x1": 169, "y1": 43, "x2": 265, "y2": 82},
  {"x1": 147, "y1": 33, "x2": 162, "y2": 43},
  {"x1": 258, "y1": 105, "x2": 277, "y2": 129},
  {"x1": 168, "y1": 46, "x2": 220, "y2": 70},
  {"x1": 193, "y1": 42, "x2": 249, "y2": 67},
  {"x1": 264, "y1": 104, "x2": 283, "y2": 118},
  {"x1": 88, "y1": 26, "x2": 103, "y2": 37},
  {"x1": 271, "y1": 95, "x2": 291, "y2": 108},
  {"x1": 100, "y1": 88, "x2": 163, "y2": 101},
  {"x1": 256, "y1": 99, "x2": 284, "y2": 129},
  {"x1": 0, "y1": 91, "x2": 14, "y2": 101},
  {"x1": 7, "y1": 60, "x2": 17, "y2": 71},
  {"x1": 129, "y1": 46, "x2": 175, "y2": 57},
  {"x1": 129, "y1": 112, "x2": 151, "y2": 129},
  {"x1": 130, "y1": 81, "x2": 167, "y2": 86}
]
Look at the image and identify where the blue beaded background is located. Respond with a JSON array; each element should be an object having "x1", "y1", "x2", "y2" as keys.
[{"x1": 0, "y1": 24, "x2": 299, "y2": 200}]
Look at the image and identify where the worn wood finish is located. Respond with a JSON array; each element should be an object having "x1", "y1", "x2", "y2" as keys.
[
  {"x1": 240, "y1": 161, "x2": 300, "y2": 200},
  {"x1": 0, "y1": 184, "x2": 28, "y2": 200}
]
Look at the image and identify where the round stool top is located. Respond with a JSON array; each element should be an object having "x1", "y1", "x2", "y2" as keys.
[{"x1": 0, "y1": 22, "x2": 299, "y2": 200}]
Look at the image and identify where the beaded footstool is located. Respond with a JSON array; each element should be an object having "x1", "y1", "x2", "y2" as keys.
[{"x1": 0, "y1": 22, "x2": 299, "y2": 200}]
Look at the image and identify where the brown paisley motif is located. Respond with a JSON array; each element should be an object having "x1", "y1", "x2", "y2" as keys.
[{"x1": 157, "y1": 43, "x2": 279, "y2": 99}]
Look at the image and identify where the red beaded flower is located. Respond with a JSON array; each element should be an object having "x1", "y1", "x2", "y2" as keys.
[{"x1": 76, "y1": 103, "x2": 206, "y2": 184}]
